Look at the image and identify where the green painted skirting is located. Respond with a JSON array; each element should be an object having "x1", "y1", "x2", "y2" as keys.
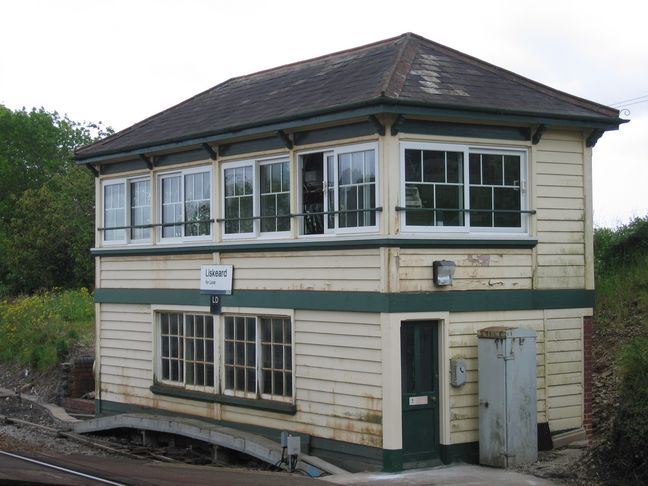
[
  {"x1": 91, "y1": 237, "x2": 538, "y2": 257},
  {"x1": 95, "y1": 288, "x2": 595, "y2": 312},
  {"x1": 440, "y1": 442, "x2": 479, "y2": 465}
]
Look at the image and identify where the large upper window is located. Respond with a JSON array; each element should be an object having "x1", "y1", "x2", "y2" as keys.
[
  {"x1": 299, "y1": 143, "x2": 378, "y2": 235},
  {"x1": 401, "y1": 142, "x2": 527, "y2": 232},
  {"x1": 159, "y1": 167, "x2": 211, "y2": 240},
  {"x1": 103, "y1": 177, "x2": 151, "y2": 243},
  {"x1": 159, "y1": 312, "x2": 215, "y2": 391},
  {"x1": 223, "y1": 315, "x2": 292, "y2": 401},
  {"x1": 222, "y1": 158, "x2": 290, "y2": 237}
]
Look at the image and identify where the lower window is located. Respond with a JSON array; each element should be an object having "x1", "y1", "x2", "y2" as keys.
[
  {"x1": 224, "y1": 315, "x2": 293, "y2": 400},
  {"x1": 159, "y1": 312, "x2": 215, "y2": 389}
]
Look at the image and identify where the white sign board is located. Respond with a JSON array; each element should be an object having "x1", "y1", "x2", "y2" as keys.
[
  {"x1": 409, "y1": 396, "x2": 429, "y2": 406},
  {"x1": 200, "y1": 265, "x2": 233, "y2": 295}
]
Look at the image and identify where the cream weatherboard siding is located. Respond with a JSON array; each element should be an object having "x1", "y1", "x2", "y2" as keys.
[
  {"x1": 446, "y1": 308, "x2": 587, "y2": 445},
  {"x1": 221, "y1": 250, "x2": 382, "y2": 292},
  {"x1": 96, "y1": 304, "x2": 383, "y2": 448},
  {"x1": 99, "y1": 254, "x2": 213, "y2": 289},
  {"x1": 398, "y1": 249, "x2": 533, "y2": 292},
  {"x1": 99, "y1": 250, "x2": 382, "y2": 293},
  {"x1": 534, "y1": 130, "x2": 587, "y2": 290}
]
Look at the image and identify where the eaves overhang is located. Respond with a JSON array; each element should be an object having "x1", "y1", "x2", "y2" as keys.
[{"x1": 75, "y1": 96, "x2": 627, "y2": 166}]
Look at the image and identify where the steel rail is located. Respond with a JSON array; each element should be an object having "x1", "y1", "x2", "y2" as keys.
[{"x1": 0, "y1": 450, "x2": 127, "y2": 485}]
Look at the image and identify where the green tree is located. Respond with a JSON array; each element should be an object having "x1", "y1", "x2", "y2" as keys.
[{"x1": 0, "y1": 105, "x2": 111, "y2": 295}]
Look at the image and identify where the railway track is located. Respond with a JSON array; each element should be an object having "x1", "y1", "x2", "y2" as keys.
[
  {"x1": 0, "y1": 450, "x2": 126, "y2": 485},
  {"x1": 1, "y1": 413, "x2": 185, "y2": 463}
]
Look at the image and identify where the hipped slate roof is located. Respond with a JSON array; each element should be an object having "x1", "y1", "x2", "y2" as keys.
[{"x1": 76, "y1": 32, "x2": 623, "y2": 161}]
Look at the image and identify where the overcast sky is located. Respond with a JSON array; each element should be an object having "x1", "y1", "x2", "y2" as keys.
[{"x1": 1, "y1": 0, "x2": 646, "y2": 227}]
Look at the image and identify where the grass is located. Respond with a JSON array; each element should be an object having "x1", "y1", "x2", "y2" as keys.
[
  {"x1": 595, "y1": 216, "x2": 648, "y2": 326},
  {"x1": 594, "y1": 215, "x2": 648, "y2": 483},
  {"x1": 0, "y1": 288, "x2": 94, "y2": 370}
]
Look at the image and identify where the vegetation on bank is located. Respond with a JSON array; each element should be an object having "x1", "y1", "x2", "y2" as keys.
[
  {"x1": 0, "y1": 105, "x2": 112, "y2": 296},
  {"x1": 594, "y1": 216, "x2": 648, "y2": 483},
  {"x1": 0, "y1": 288, "x2": 94, "y2": 370}
]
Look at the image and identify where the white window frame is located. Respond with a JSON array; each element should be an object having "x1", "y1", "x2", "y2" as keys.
[
  {"x1": 221, "y1": 313, "x2": 294, "y2": 404},
  {"x1": 400, "y1": 141, "x2": 529, "y2": 235},
  {"x1": 221, "y1": 156, "x2": 291, "y2": 240},
  {"x1": 158, "y1": 165, "x2": 213, "y2": 243},
  {"x1": 297, "y1": 142, "x2": 380, "y2": 237},
  {"x1": 155, "y1": 310, "x2": 217, "y2": 393},
  {"x1": 102, "y1": 175, "x2": 152, "y2": 245}
]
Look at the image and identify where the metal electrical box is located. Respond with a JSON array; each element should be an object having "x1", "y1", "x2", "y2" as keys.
[{"x1": 478, "y1": 327, "x2": 537, "y2": 468}]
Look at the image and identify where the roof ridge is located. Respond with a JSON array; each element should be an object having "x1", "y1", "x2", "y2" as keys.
[
  {"x1": 409, "y1": 33, "x2": 618, "y2": 118},
  {"x1": 226, "y1": 33, "x2": 408, "y2": 84},
  {"x1": 378, "y1": 32, "x2": 414, "y2": 98}
]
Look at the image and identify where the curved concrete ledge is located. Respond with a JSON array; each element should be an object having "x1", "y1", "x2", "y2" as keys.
[
  {"x1": 73, "y1": 413, "x2": 347, "y2": 475},
  {"x1": 0, "y1": 387, "x2": 79, "y2": 425}
]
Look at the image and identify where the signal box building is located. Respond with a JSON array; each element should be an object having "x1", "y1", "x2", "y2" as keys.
[{"x1": 76, "y1": 33, "x2": 624, "y2": 471}]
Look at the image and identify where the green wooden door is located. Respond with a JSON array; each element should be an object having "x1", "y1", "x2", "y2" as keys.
[{"x1": 401, "y1": 321, "x2": 440, "y2": 464}]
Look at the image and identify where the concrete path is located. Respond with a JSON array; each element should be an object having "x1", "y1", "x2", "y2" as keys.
[{"x1": 324, "y1": 464, "x2": 558, "y2": 485}]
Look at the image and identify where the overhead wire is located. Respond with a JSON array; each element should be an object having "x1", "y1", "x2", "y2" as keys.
[{"x1": 609, "y1": 93, "x2": 648, "y2": 107}]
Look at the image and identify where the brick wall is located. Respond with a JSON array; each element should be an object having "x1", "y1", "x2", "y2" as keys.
[{"x1": 583, "y1": 316, "x2": 593, "y2": 445}]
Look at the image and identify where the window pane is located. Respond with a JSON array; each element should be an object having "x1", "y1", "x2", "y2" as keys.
[
  {"x1": 272, "y1": 319, "x2": 283, "y2": 342},
  {"x1": 260, "y1": 164, "x2": 271, "y2": 193},
  {"x1": 351, "y1": 151, "x2": 364, "y2": 184},
  {"x1": 186, "y1": 362, "x2": 194, "y2": 385},
  {"x1": 281, "y1": 162, "x2": 290, "y2": 190},
  {"x1": 470, "y1": 186, "x2": 492, "y2": 227},
  {"x1": 246, "y1": 343, "x2": 255, "y2": 366},
  {"x1": 274, "y1": 371, "x2": 284, "y2": 396},
  {"x1": 405, "y1": 150, "x2": 421, "y2": 182},
  {"x1": 423, "y1": 151, "x2": 445, "y2": 183},
  {"x1": 405, "y1": 184, "x2": 434, "y2": 226},
  {"x1": 104, "y1": 183, "x2": 126, "y2": 241},
  {"x1": 235, "y1": 317, "x2": 244, "y2": 340},
  {"x1": 186, "y1": 338, "x2": 194, "y2": 361},
  {"x1": 162, "y1": 359, "x2": 169, "y2": 380},
  {"x1": 494, "y1": 187, "x2": 521, "y2": 227},
  {"x1": 246, "y1": 318, "x2": 256, "y2": 340},
  {"x1": 225, "y1": 366, "x2": 234, "y2": 389},
  {"x1": 504, "y1": 155, "x2": 520, "y2": 186},
  {"x1": 364, "y1": 151, "x2": 375, "y2": 183},
  {"x1": 206, "y1": 365, "x2": 214, "y2": 387},
  {"x1": 446, "y1": 152, "x2": 463, "y2": 183},
  {"x1": 206, "y1": 341, "x2": 214, "y2": 362},
  {"x1": 263, "y1": 370, "x2": 272, "y2": 394},
  {"x1": 225, "y1": 317, "x2": 234, "y2": 339},
  {"x1": 246, "y1": 369, "x2": 256, "y2": 393},
  {"x1": 339, "y1": 153, "x2": 352, "y2": 185},
  {"x1": 205, "y1": 316, "x2": 214, "y2": 338},
  {"x1": 235, "y1": 342, "x2": 244, "y2": 364},
  {"x1": 436, "y1": 185, "x2": 463, "y2": 226},
  {"x1": 225, "y1": 341, "x2": 234, "y2": 364},
  {"x1": 271, "y1": 162, "x2": 282, "y2": 193},
  {"x1": 469, "y1": 153, "x2": 481, "y2": 185},
  {"x1": 273, "y1": 346, "x2": 283, "y2": 369},
  {"x1": 162, "y1": 176, "x2": 182, "y2": 238},
  {"x1": 482, "y1": 154, "x2": 503, "y2": 185},
  {"x1": 130, "y1": 179, "x2": 151, "y2": 240},
  {"x1": 262, "y1": 344, "x2": 272, "y2": 367},
  {"x1": 196, "y1": 364, "x2": 204, "y2": 386},
  {"x1": 285, "y1": 346, "x2": 292, "y2": 368},
  {"x1": 285, "y1": 373, "x2": 292, "y2": 397}
]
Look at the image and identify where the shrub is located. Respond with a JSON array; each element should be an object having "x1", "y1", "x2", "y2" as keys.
[
  {"x1": 0, "y1": 288, "x2": 94, "y2": 369},
  {"x1": 612, "y1": 336, "x2": 648, "y2": 483}
]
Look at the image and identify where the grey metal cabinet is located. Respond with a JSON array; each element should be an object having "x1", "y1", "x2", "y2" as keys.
[{"x1": 478, "y1": 327, "x2": 538, "y2": 468}]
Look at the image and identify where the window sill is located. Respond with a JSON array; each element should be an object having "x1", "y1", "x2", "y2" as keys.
[{"x1": 150, "y1": 384, "x2": 296, "y2": 415}]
